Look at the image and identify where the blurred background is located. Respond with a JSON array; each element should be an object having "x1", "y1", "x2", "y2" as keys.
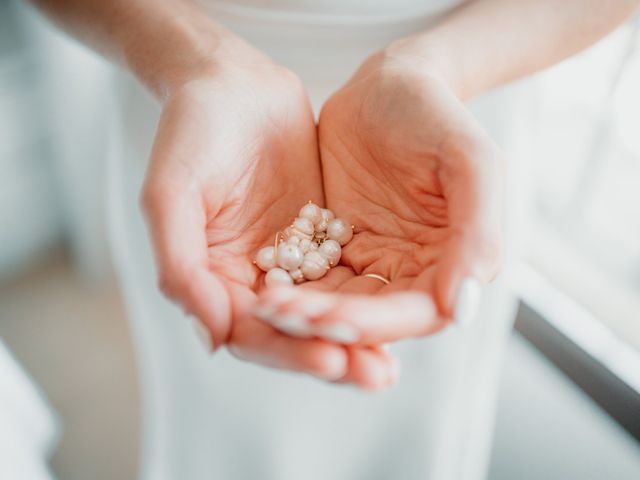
[{"x1": 1, "y1": 0, "x2": 639, "y2": 478}]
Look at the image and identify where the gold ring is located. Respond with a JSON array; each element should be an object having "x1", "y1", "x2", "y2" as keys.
[
  {"x1": 362, "y1": 273, "x2": 391, "y2": 285},
  {"x1": 274, "y1": 230, "x2": 286, "y2": 250}
]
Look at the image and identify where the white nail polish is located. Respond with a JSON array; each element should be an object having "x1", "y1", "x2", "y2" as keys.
[
  {"x1": 454, "y1": 278, "x2": 481, "y2": 328},
  {"x1": 388, "y1": 358, "x2": 401, "y2": 384},
  {"x1": 253, "y1": 305, "x2": 277, "y2": 323},
  {"x1": 301, "y1": 297, "x2": 333, "y2": 317},
  {"x1": 315, "y1": 324, "x2": 359, "y2": 344},
  {"x1": 268, "y1": 287, "x2": 298, "y2": 305},
  {"x1": 273, "y1": 314, "x2": 312, "y2": 338},
  {"x1": 191, "y1": 318, "x2": 213, "y2": 353}
]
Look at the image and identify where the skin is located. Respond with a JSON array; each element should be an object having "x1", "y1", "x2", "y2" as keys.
[
  {"x1": 30, "y1": 0, "x2": 639, "y2": 389},
  {"x1": 258, "y1": 54, "x2": 503, "y2": 345}
]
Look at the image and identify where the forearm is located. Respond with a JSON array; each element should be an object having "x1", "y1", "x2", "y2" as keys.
[
  {"x1": 30, "y1": 0, "x2": 253, "y2": 97},
  {"x1": 389, "y1": 0, "x2": 640, "y2": 99}
]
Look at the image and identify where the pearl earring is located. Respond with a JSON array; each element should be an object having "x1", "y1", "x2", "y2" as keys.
[{"x1": 254, "y1": 201, "x2": 354, "y2": 285}]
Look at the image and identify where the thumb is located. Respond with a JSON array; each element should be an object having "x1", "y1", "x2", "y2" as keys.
[{"x1": 434, "y1": 139, "x2": 504, "y2": 326}]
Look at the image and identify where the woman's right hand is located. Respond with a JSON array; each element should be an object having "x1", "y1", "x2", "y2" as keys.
[{"x1": 140, "y1": 40, "x2": 398, "y2": 389}]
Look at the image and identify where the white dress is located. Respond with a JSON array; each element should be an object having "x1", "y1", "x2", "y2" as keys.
[{"x1": 107, "y1": 1, "x2": 531, "y2": 479}]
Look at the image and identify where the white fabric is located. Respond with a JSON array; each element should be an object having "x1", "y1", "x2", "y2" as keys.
[
  {"x1": 0, "y1": 341, "x2": 58, "y2": 480},
  {"x1": 107, "y1": 2, "x2": 531, "y2": 479}
]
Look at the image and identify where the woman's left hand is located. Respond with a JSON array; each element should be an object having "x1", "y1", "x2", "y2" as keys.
[{"x1": 256, "y1": 50, "x2": 504, "y2": 346}]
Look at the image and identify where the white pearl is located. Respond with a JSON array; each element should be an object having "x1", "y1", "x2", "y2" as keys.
[
  {"x1": 322, "y1": 208, "x2": 335, "y2": 222},
  {"x1": 318, "y1": 239, "x2": 341, "y2": 266},
  {"x1": 314, "y1": 208, "x2": 335, "y2": 232},
  {"x1": 301, "y1": 251, "x2": 329, "y2": 281},
  {"x1": 277, "y1": 243, "x2": 303, "y2": 271},
  {"x1": 283, "y1": 226, "x2": 294, "y2": 239},
  {"x1": 289, "y1": 268, "x2": 305, "y2": 284},
  {"x1": 287, "y1": 236, "x2": 301, "y2": 246},
  {"x1": 292, "y1": 217, "x2": 315, "y2": 236},
  {"x1": 255, "y1": 246, "x2": 277, "y2": 272},
  {"x1": 327, "y1": 218, "x2": 353, "y2": 246},
  {"x1": 265, "y1": 268, "x2": 294, "y2": 287},
  {"x1": 289, "y1": 228, "x2": 313, "y2": 241},
  {"x1": 299, "y1": 238, "x2": 318, "y2": 254},
  {"x1": 299, "y1": 202, "x2": 323, "y2": 225}
]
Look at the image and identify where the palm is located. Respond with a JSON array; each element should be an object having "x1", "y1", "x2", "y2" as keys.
[
  {"x1": 202, "y1": 96, "x2": 324, "y2": 341},
  {"x1": 310, "y1": 60, "x2": 502, "y2": 324},
  {"x1": 192, "y1": 75, "x2": 324, "y2": 342},
  {"x1": 144, "y1": 65, "x2": 321, "y2": 343},
  {"x1": 145, "y1": 61, "x2": 400, "y2": 387}
]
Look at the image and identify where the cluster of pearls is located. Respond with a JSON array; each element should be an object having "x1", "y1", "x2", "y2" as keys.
[{"x1": 255, "y1": 202, "x2": 354, "y2": 287}]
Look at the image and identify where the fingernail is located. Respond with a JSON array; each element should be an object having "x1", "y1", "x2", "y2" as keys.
[
  {"x1": 313, "y1": 354, "x2": 347, "y2": 381},
  {"x1": 367, "y1": 363, "x2": 390, "y2": 391},
  {"x1": 299, "y1": 296, "x2": 333, "y2": 317},
  {"x1": 265, "y1": 287, "x2": 298, "y2": 306},
  {"x1": 253, "y1": 305, "x2": 277, "y2": 323},
  {"x1": 315, "y1": 324, "x2": 359, "y2": 344},
  {"x1": 273, "y1": 314, "x2": 312, "y2": 338},
  {"x1": 388, "y1": 357, "x2": 401, "y2": 385},
  {"x1": 191, "y1": 317, "x2": 214, "y2": 353},
  {"x1": 454, "y1": 277, "x2": 481, "y2": 328}
]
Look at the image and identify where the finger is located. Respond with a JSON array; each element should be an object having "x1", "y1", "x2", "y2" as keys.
[
  {"x1": 337, "y1": 346, "x2": 400, "y2": 391},
  {"x1": 141, "y1": 184, "x2": 232, "y2": 349},
  {"x1": 334, "y1": 274, "x2": 387, "y2": 294},
  {"x1": 436, "y1": 136, "x2": 504, "y2": 322},
  {"x1": 228, "y1": 315, "x2": 349, "y2": 382},
  {"x1": 140, "y1": 100, "x2": 232, "y2": 347},
  {"x1": 296, "y1": 266, "x2": 355, "y2": 292},
  {"x1": 254, "y1": 287, "x2": 442, "y2": 345}
]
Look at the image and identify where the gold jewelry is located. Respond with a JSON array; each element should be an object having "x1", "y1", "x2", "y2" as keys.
[{"x1": 362, "y1": 273, "x2": 390, "y2": 285}]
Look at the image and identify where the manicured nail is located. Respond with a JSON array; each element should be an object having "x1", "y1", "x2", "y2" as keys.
[
  {"x1": 191, "y1": 317, "x2": 214, "y2": 353},
  {"x1": 315, "y1": 324, "x2": 359, "y2": 344},
  {"x1": 313, "y1": 355, "x2": 347, "y2": 382},
  {"x1": 366, "y1": 363, "x2": 390, "y2": 391},
  {"x1": 388, "y1": 357, "x2": 401, "y2": 384},
  {"x1": 273, "y1": 314, "x2": 312, "y2": 338},
  {"x1": 265, "y1": 287, "x2": 298, "y2": 306},
  {"x1": 299, "y1": 296, "x2": 333, "y2": 317},
  {"x1": 454, "y1": 277, "x2": 481, "y2": 328},
  {"x1": 253, "y1": 305, "x2": 277, "y2": 323}
]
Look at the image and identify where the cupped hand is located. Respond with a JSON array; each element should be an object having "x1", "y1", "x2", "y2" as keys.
[
  {"x1": 140, "y1": 46, "x2": 397, "y2": 388},
  {"x1": 256, "y1": 51, "x2": 504, "y2": 346}
]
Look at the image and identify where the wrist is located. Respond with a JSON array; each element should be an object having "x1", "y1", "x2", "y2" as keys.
[
  {"x1": 122, "y1": 7, "x2": 266, "y2": 99},
  {"x1": 383, "y1": 35, "x2": 466, "y2": 99}
]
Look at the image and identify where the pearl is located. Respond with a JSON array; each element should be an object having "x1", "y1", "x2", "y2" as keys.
[
  {"x1": 277, "y1": 243, "x2": 303, "y2": 271},
  {"x1": 286, "y1": 219, "x2": 314, "y2": 241},
  {"x1": 283, "y1": 226, "x2": 294, "y2": 239},
  {"x1": 299, "y1": 238, "x2": 318, "y2": 254},
  {"x1": 293, "y1": 217, "x2": 315, "y2": 236},
  {"x1": 287, "y1": 236, "x2": 301, "y2": 246},
  {"x1": 299, "y1": 202, "x2": 323, "y2": 225},
  {"x1": 327, "y1": 218, "x2": 353, "y2": 246},
  {"x1": 301, "y1": 251, "x2": 329, "y2": 281},
  {"x1": 318, "y1": 239, "x2": 341, "y2": 266},
  {"x1": 255, "y1": 246, "x2": 277, "y2": 272},
  {"x1": 265, "y1": 268, "x2": 294, "y2": 287},
  {"x1": 315, "y1": 208, "x2": 335, "y2": 232},
  {"x1": 289, "y1": 268, "x2": 305, "y2": 284}
]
